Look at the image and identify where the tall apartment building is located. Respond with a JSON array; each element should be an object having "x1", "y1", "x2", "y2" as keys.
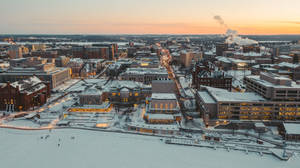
[{"x1": 180, "y1": 51, "x2": 202, "y2": 67}]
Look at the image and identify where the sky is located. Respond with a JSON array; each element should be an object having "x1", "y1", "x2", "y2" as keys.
[{"x1": 1, "y1": 0, "x2": 300, "y2": 35}]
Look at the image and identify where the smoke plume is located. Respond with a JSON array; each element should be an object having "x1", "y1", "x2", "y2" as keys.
[
  {"x1": 213, "y1": 15, "x2": 258, "y2": 46},
  {"x1": 213, "y1": 15, "x2": 227, "y2": 28}
]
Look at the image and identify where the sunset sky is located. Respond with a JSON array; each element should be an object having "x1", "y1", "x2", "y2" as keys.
[{"x1": 1, "y1": 0, "x2": 300, "y2": 35}]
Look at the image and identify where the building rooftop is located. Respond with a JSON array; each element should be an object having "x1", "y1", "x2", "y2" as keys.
[
  {"x1": 10, "y1": 76, "x2": 46, "y2": 95},
  {"x1": 151, "y1": 93, "x2": 177, "y2": 100},
  {"x1": 246, "y1": 73, "x2": 300, "y2": 89},
  {"x1": 278, "y1": 55, "x2": 292, "y2": 59},
  {"x1": 277, "y1": 62, "x2": 300, "y2": 69},
  {"x1": 80, "y1": 87, "x2": 102, "y2": 96},
  {"x1": 283, "y1": 123, "x2": 300, "y2": 135},
  {"x1": 203, "y1": 86, "x2": 266, "y2": 102},
  {"x1": 121, "y1": 68, "x2": 168, "y2": 75},
  {"x1": 216, "y1": 56, "x2": 251, "y2": 64},
  {"x1": 104, "y1": 80, "x2": 151, "y2": 91},
  {"x1": 197, "y1": 91, "x2": 216, "y2": 104},
  {"x1": 234, "y1": 51, "x2": 271, "y2": 57},
  {"x1": 146, "y1": 113, "x2": 174, "y2": 120}
]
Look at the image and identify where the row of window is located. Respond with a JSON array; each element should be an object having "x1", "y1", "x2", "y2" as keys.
[
  {"x1": 154, "y1": 103, "x2": 174, "y2": 110},
  {"x1": 111, "y1": 92, "x2": 139, "y2": 96},
  {"x1": 220, "y1": 103, "x2": 300, "y2": 107},
  {"x1": 2, "y1": 99, "x2": 16, "y2": 105}
]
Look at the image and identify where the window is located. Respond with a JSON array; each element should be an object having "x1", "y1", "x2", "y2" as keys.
[{"x1": 276, "y1": 90, "x2": 286, "y2": 94}]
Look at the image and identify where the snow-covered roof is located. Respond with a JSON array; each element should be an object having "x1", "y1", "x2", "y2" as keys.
[
  {"x1": 104, "y1": 80, "x2": 150, "y2": 91},
  {"x1": 284, "y1": 123, "x2": 300, "y2": 135},
  {"x1": 121, "y1": 68, "x2": 168, "y2": 75},
  {"x1": 254, "y1": 122, "x2": 265, "y2": 128},
  {"x1": 80, "y1": 87, "x2": 102, "y2": 96},
  {"x1": 216, "y1": 56, "x2": 248, "y2": 64},
  {"x1": 10, "y1": 76, "x2": 46, "y2": 95},
  {"x1": 278, "y1": 55, "x2": 292, "y2": 59},
  {"x1": 197, "y1": 91, "x2": 216, "y2": 104},
  {"x1": 146, "y1": 114, "x2": 174, "y2": 120},
  {"x1": 171, "y1": 52, "x2": 180, "y2": 57},
  {"x1": 203, "y1": 86, "x2": 265, "y2": 102},
  {"x1": 151, "y1": 93, "x2": 177, "y2": 100},
  {"x1": 120, "y1": 87, "x2": 130, "y2": 92},
  {"x1": 277, "y1": 62, "x2": 300, "y2": 69},
  {"x1": 246, "y1": 74, "x2": 300, "y2": 88},
  {"x1": 234, "y1": 51, "x2": 270, "y2": 57}
]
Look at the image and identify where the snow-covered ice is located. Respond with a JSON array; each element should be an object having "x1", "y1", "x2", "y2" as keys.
[{"x1": 0, "y1": 128, "x2": 299, "y2": 168}]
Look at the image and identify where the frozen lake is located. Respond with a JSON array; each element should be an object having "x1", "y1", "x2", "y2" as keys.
[{"x1": 0, "y1": 128, "x2": 299, "y2": 168}]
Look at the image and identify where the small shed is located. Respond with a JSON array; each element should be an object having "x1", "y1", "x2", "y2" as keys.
[
  {"x1": 283, "y1": 123, "x2": 300, "y2": 141},
  {"x1": 254, "y1": 122, "x2": 267, "y2": 133}
]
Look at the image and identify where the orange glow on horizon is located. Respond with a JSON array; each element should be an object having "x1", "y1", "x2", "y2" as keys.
[{"x1": 49, "y1": 20, "x2": 300, "y2": 35}]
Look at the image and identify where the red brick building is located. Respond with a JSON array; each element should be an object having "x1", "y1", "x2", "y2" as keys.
[
  {"x1": 193, "y1": 61, "x2": 232, "y2": 91},
  {"x1": 0, "y1": 76, "x2": 50, "y2": 112}
]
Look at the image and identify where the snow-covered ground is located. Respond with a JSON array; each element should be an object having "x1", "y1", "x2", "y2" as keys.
[
  {"x1": 2, "y1": 119, "x2": 41, "y2": 128},
  {"x1": 0, "y1": 128, "x2": 299, "y2": 168}
]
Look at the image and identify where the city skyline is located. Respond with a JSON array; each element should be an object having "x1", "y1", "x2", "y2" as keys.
[{"x1": 1, "y1": 0, "x2": 300, "y2": 35}]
